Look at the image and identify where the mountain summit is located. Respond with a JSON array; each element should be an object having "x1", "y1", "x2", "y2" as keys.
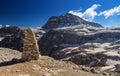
[{"x1": 42, "y1": 13, "x2": 103, "y2": 29}]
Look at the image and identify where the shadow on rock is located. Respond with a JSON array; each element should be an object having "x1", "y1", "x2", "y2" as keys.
[{"x1": 0, "y1": 58, "x2": 25, "y2": 67}]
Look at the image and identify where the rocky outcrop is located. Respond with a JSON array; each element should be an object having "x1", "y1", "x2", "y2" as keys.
[
  {"x1": 38, "y1": 29, "x2": 95, "y2": 56},
  {"x1": 22, "y1": 28, "x2": 40, "y2": 61},
  {"x1": 0, "y1": 26, "x2": 21, "y2": 37},
  {"x1": 42, "y1": 13, "x2": 103, "y2": 30},
  {"x1": 0, "y1": 26, "x2": 24, "y2": 51}
]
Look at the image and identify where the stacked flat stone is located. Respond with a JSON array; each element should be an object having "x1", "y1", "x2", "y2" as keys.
[{"x1": 22, "y1": 28, "x2": 40, "y2": 61}]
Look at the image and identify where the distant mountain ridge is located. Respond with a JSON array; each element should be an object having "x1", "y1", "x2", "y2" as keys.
[{"x1": 42, "y1": 13, "x2": 103, "y2": 29}]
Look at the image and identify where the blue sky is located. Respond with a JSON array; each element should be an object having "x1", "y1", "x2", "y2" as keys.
[{"x1": 0, "y1": 0, "x2": 120, "y2": 27}]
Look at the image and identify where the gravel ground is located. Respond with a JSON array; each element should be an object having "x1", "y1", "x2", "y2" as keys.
[{"x1": 0, "y1": 56, "x2": 105, "y2": 76}]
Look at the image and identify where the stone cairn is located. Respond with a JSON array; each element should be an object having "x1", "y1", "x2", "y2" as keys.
[{"x1": 22, "y1": 28, "x2": 40, "y2": 61}]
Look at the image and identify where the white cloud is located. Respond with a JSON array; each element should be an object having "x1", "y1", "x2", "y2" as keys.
[
  {"x1": 99, "y1": 5, "x2": 120, "y2": 18},
  {"x1": 69, "y1": 4, "x2": 100, "y2": 21}
]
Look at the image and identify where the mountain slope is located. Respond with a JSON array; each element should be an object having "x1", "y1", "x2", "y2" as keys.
[{"x1": 42, "y1": 13, "x2": 103, "y2": 29}]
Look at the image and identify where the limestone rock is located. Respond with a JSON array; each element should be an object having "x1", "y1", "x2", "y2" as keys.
[{"x1": 22, "y1": 28, "x2": 40, "y2": 61}]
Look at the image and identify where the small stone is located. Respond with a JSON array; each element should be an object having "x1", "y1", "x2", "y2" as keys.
[
  {"x1": 15, "y1": 70, "x2": 21, "y2": 72},
  {"x1": 42, "y1": 73, "x2": 51, "y2": 76},
  {"x1": 81, "y1": 66, "x2": 90, "y2": 72},
  {"x1": 118, "y1": 51, "x2": 120, "y2": 54},
  {"x1": 102, "y1": 72, "x2": 109, "y2": 75},
  {"x1": 90, "y1": 68, "x2": 99, "y2": 74}
]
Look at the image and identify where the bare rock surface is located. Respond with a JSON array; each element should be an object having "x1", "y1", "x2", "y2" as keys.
[{"x1": 0, "y1": 48, "x2": 21, "y2": 63}]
